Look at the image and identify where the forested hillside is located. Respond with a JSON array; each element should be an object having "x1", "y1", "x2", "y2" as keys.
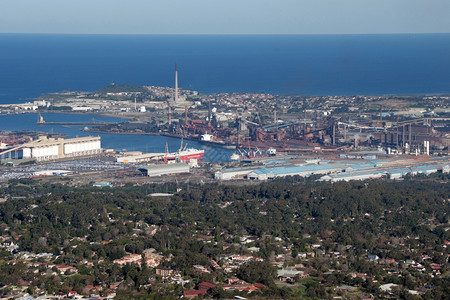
[{"x1": 0, "y1": 178, "x2": 449, "y2": 299}]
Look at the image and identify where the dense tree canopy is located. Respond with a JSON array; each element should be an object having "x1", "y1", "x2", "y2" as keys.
[{"x1": 0, "y1": 177, "x2": 448, "y2": 298}]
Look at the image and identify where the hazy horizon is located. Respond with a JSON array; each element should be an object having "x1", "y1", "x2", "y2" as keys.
[{"x1": 1, "y1": 0, "x2": 449, "y2": 35}]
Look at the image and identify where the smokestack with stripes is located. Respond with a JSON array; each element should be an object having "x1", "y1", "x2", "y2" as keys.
[{"x1": 174, "y1": 63, "x2": 178, "y2": 104}]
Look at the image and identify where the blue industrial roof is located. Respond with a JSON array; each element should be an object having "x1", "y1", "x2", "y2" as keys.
[
  {"x1": 250, "y1": 163, "x2": 339, "y2": 176},
  {"x1": 412, "y1": 165, "x2": 438, "y2": 172},
  {"x1": 348, "y1": 163, "x2": 377, "y2": 170}
]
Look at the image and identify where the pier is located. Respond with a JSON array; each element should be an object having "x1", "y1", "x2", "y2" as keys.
[
  {"x1": 38, "y1": 122, "x2": 106, "y2": 126},
  {"x1": 37, "y1": 113, "x2": 109, "y2": 126}
]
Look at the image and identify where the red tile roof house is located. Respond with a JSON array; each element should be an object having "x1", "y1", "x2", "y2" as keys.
[
  {"x1": 183, "y1": 289, "x2": 207, "y2": 298},
  {"x1": 198, "y1": 282, "x2": 214, "y2": 291}
]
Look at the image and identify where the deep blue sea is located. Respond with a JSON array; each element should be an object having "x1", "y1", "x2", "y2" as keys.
[{"x1": 1, "y1": 34, "x2": 450, "y2": 104}]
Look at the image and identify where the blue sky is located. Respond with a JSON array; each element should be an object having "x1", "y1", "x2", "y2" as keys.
[{"x1": 1, "y1": 0, "x2": 449, "y2": 34}]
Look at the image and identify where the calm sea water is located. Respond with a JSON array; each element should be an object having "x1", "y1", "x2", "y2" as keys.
[{"x1": 1, "y1": 34, "x2": 450, "y2": 105}]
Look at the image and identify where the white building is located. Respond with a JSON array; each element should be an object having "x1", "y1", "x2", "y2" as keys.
[{"x1": 21, "y1": 136, "x2": 101, "y2": 161}]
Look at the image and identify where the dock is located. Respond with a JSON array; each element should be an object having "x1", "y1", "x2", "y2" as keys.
[
  {"x1": 36, "y1": 113, "x2": 109, "y2": 126},
  {"x1": 37, "y1": 122, "x2": 107, "y2": 126}
]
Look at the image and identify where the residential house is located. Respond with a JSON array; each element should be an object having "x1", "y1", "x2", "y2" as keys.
[{"x1": 183, "y1": 290, "x2": 207, "y2": 299}]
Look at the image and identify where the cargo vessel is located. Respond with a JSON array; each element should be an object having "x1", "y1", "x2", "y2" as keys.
[{"x1": 164, "y1": 140, "x2": 205, "y2": 162}]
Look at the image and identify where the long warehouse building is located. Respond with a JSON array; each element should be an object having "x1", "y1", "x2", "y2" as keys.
[
  {"x1": 138, "y1": 163, "x2": 190, "y2": 177},
  {"x1": 21, "y1": 136, "x2": 102, "y2": 161}
]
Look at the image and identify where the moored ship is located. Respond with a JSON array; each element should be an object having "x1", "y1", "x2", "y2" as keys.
[{"x1": 164, "y1": 140, "x2": 205, "y2": 162}]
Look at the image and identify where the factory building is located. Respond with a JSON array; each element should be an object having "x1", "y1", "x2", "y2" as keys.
[
  {"x1": 216, "y1": 155, "x2": 450, "y2": 182},
  {"x1": 215, "y1": 160, "x2": 342, "y2": 181},
  {"x1": 247, "y1": 164, "x2": 341, "y2": 180},
  {"x1": 215, "y1": 166, "x2": 262, "y2": 180},
  {"x1": 138, "y1": 163, "x2": 190, "y2": 177},
  {"x1": 319, "y1": 160, "x2": 448, "y2": 182},
  {"x1": 20, "y1": 136, "x2": 101, "y2": 162},
  {"x1": 320, "y1": 171, "x2": 386, "y2": 182}
]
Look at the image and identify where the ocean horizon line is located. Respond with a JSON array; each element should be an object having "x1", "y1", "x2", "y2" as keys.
[{"x1": 1, "y1": 32, "x2": 450, "y2": 37}]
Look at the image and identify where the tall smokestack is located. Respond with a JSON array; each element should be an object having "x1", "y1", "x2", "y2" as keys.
[
  {"x1": 185, "y1": 105, "x2": 188, "y2": 125},
  {"x1": 168, "y1": 104, "x2": 172, "y2": 126},
  {"x1": 175, "y1": 63, "x2": 178, "y2": 104}
]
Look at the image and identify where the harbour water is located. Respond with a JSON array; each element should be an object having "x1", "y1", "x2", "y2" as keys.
[{"x1": 0, "y1": 113, "x2": 234, "y2": 162}]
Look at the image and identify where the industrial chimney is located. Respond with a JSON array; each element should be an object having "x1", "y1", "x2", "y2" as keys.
[{"x1": 174, "y1": 63, "x2": 178, "y2": 104}]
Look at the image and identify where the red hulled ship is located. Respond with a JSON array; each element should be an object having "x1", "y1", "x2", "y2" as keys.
[{"x1": 164, "y1": 140, "x2": 205, "y2": 162}]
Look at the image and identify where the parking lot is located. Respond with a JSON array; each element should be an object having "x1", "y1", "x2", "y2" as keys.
[{"x1": 0, "y1": 155, "x2": 126, "y2": 181}]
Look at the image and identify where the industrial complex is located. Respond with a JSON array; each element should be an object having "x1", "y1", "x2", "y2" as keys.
[
  {"x1": 215, "y1": 153, "x2": 450, "y2": 182},
  {"x1": 0, "y1": 66, "x2": 449, "y2": 185}
]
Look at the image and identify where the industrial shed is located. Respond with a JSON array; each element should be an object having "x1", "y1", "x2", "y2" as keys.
[
  {"x1": 138, "y1": 163, "x2": 190, "y2": 177},
  {"x1": 247, "y1": 164, "x2": 341, "y2": 180},
  {"x1": 214, "y1": 166, "x2": 261, "y2": 180},
  {"x1": 215, "y1": 161, "x2": 342, "y2": 181},
  {"x1": 321, "y1": 170, "x2": 386, "y2": 182}
]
